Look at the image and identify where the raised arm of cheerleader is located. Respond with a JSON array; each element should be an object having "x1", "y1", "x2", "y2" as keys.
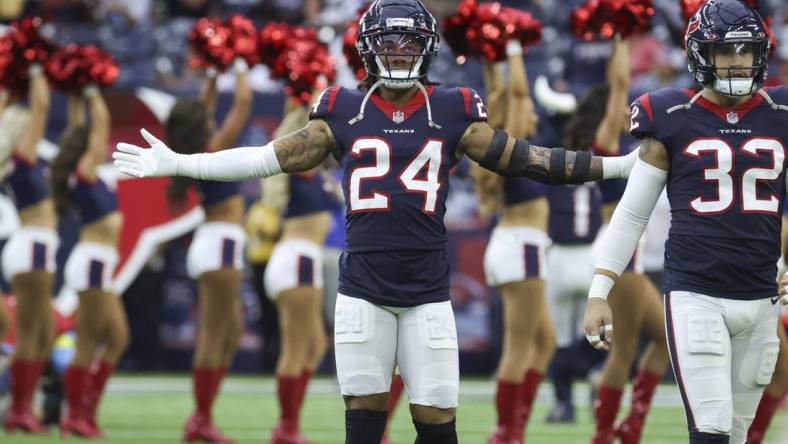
[
  {"x1": 76, "y1": 88, "x2": 111, "y2": 180},
  {"x1": 208, "y1": 62, "x2": 253, "y2": 151},
  {"x1": 16, "y1": 65, "x2": 51, "y2": 163},
  {"x1": 594, "y1": 37, "x2": 630, "y2": 155}
]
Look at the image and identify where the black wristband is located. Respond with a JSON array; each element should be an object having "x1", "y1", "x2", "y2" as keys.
[
  {"x1": 505, "y1": 138, "x2": 529, "y2": 176},
  {"x1": 548, "y1": 148, "x2": 567, "y2": 184},
  {"x1": 568, "y1": 150, "x2": 592, "y2": 184}
]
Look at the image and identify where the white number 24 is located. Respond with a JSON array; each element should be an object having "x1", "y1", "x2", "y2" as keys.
[
  {"x1": 684, "y1": 138, "x2": 785, "y2": 214},
  {"x1": 349, "y1": 138, "x2": 443, "y2": 214}
]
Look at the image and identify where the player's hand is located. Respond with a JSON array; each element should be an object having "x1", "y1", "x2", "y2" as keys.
[
  {"x1": 583, "y1": 298, "x2": 614, "y2": 351},
  {"x1": 113, "y1": 129, "x2": 180, "y2": 178},
  {"x1": 779, "y1": 273, "x2": 788, "y2": 305}
]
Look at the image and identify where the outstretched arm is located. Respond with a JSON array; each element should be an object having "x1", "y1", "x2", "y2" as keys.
[
  {"x1": 113, "y1": 118, "x2": 335, "y2": 180},
  {"x1": 76, "y1": 88, "x2": 111, "y2": 180},
  {"x1": 582, "y1": 137, "x2": 669, "y2": 350},
  {"x1": 459, "y1": 120, "x2": 637, "y2": 183}
]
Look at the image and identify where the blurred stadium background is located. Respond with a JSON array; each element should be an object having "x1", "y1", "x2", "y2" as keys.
[{"x1": 0, "y1": 0, "x2": 786, "y2": 443}]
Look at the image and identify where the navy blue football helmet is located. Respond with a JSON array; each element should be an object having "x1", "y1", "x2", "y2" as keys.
[
  {"x1": 685, "y1": 0, "x2": 771, "y2": 96},
  {"x1": 356, "y1": 0, "x2": 440, "y2": 89}
]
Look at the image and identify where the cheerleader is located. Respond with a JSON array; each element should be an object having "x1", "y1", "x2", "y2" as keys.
[
  {"x1": 1, "y1": 65, "x2": 58, "y2": 434},
  {"x1": 586, "y1": 38, "x2": 670, "y2": 444},
  {"x1": 50, "y1": 87, "x2": 129, "y2": 438},
  {"x1": 166, "y1": 60, "x2": 252, "y2": 443},
  {"x1": 264, "y1": 100, "x2": 331, "y2": 444},
  {"x1": 475, "y1": 40, "x2": 556, "y2": 444}
]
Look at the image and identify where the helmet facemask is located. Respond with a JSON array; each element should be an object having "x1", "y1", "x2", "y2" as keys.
[
  {"x1": 706, "y1": 41, "x2": 767, "y2": 96},
  {"x1": 370, "y1": 32, "x2": 427, "y2": 89},
  {"x1": 360, "y1": 30, "x2": 435, "y2": 89}
]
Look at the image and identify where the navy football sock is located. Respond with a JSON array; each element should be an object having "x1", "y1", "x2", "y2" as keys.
[
  {"x1": 551, "y1": 347, "x2": 574, "y2": 403},
  {"x1": 345, "y1": 409, "x2": 387, "y2": 444},
  {"x1": 689, "y1": 431, "x2": 729, "y2": 443},
  {"x1": 413, "y1": 418, "x2": 457, "y2": 444}
]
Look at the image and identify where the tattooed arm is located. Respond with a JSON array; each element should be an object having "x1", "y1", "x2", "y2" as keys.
[
  {"x1": 458, "y1": 121, "x2": 611, "y2": 183},
  {"x1": 113, "y1": 119, "x2": 336, "y2": 180},
  {"x1": 273, "y1": 119, "x2": 337, "y2": 173}
]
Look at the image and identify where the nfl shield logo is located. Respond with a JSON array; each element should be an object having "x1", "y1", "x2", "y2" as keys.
[
  {"x1": 726, "y1": 112, "x2": 739, "y2": 124},
  {"x1": 393, "y1": 110, "x2": 405, "y2": 124}
]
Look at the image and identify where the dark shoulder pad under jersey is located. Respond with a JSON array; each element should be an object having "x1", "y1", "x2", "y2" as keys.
[
  {"x1": 309, "y1": 86, "x2": 343, "y2": 121},
  {"x1": 628, "y1": 88, "x2": 693, "y2": 141}
]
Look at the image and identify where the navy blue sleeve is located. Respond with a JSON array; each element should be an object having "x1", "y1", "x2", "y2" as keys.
[
  {"x1": 309, "y1": 86, "x2": 342, "y2": 121},
  {"x1": 628, "y1": 93, "x2": 657, "y2": 140},
  {"x1": 459, "y1": 87, "x2": 488, "y2": 123}
]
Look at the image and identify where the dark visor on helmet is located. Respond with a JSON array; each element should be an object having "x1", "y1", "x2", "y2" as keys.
[{"x1": 370, "y1": 32, "x2": 427, "y2": 56}]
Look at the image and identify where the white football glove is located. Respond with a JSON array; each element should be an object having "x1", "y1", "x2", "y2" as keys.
[{"x1": 113, "y1": 129, "x2": 180, "y2": 178}]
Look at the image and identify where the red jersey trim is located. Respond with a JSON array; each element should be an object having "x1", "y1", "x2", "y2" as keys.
[
  {"x1": 639, "y1": 94, "x2": 654, "y2": 123},
  {"x1": 369, "y1": 86, "x2": 434, "y2": 123},
  {"x1": 326, "y1": 86, "x2": 340, "y2": 114},
  {"x1": 459, "y1": 87, "x2": 472, "y2": 116},
  {"x1": 684, "y1": 89, "x2": 765, "y2": 123}
]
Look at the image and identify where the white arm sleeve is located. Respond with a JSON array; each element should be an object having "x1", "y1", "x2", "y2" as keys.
[
  {"x1": 176, "y1": 142, "x2": 282, "y2": 181},
  {"x1": 601, "y1": 146, "x2": 640, "y2": 179},
  {"x1": 595, "y1": 157, "x2": 667, "y2": 276}
]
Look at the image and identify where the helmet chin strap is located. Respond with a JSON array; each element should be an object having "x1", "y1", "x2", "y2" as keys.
[
  {"x1": 713, "y1": 76, "x2": 755, "y2": 96},
  {"x1": 348, "y1": 78, "x2": 441, "y2": 129}
]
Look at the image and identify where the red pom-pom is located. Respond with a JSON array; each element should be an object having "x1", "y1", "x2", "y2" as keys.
[
  {"x1": 443, "y1": 0, "x2": 477, "y2": 61},
  {"x1": 679, "y1": 0, "x2": 707, "y2": 21},
  {"x1": 225, "y1": 15, "x2": 259, "y2": 66},
  {"x1": 444, "y1": 0, "x2": 542, "y2": 62},
  {"x1": 342, "y1": 5, "x2": 371, "y2": 81},
  {"x1": 259, "y1": 24, "x2": 336, "y2": 104},
  {"x1": 258, "y1": 22, "x2": 290, "y2": 70},
  {"x1": 188, "y1": 18, "x2": 234, "y2": 70},
  {"x1": 0, "y1": 17, "x2": 57, "y2": 96},
  {"x1": 571, "y1": 0, "x2": 654, "y2": 40},
  {"x1": 45, "y1": 44, "x2": 119, "y2": 93}
]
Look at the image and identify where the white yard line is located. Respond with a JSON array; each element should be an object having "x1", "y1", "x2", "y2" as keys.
[{"x1": 105, "y1": 377, "x2": 686, "y2": 406}]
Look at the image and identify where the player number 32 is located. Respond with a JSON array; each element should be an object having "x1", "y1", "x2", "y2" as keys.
[{"x1": 684, "y1": 138, "x2": 785, "y2": 214}]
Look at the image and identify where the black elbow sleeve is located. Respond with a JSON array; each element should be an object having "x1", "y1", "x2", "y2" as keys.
[{"x1": 478, "y1": 129, "x2": 509, "y2": 171}]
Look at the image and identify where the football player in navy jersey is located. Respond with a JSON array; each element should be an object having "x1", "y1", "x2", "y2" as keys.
[
  {"x1": 583, "y1": 1, "x2": 787, "y2": 443},
  {"x1": 474, "y1": 41, "x2": 556, "y2": 444},
  {"x1": 113, "y1": 1, "x2": 637, "y2": 442}
]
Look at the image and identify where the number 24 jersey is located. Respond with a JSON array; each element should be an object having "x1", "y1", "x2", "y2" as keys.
[
  {"x1": 308, "y1": 85, "x2": 487, "y2": 307},
  {"x1": 630, "y1": 87, "x2": 788, "y2": 300},
  {"x1": 309, "y1": 85, "x2": 487, "y2": 253}
]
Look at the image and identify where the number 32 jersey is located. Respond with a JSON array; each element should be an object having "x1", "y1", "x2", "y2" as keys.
[
  {"x1": 309, "y1": 85, "x2": 487, "y2": 306},
  {"x1": 630, "y1": 87, "x2": 788, "y2": 300}
]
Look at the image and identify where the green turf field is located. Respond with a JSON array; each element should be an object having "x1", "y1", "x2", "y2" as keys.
[{"x1": 4, "y1": 376, "x2": 786, "y2": 443}]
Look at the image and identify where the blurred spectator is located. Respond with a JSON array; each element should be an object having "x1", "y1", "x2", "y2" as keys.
[
  {"x1": 42, "y1": 0, "x2": 95, "y2": 23},
  {"x1": 253, "y1": 0, "x2": 321, "y2": 24},
  {"x1": 163, "y1": 0, "x2": 219, "y2": 19},
  {"x1": 98, "y1": 0, "x2": 153, "y2": 25}
]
